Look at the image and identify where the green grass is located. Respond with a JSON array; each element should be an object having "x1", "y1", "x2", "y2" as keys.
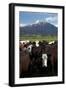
[{"x1": 20, "y1": 35, "x2": 57, "y2": 42}]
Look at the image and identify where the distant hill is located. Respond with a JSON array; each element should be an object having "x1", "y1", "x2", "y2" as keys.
[{"x1": 20, "y1": 22, "x2": 58, "y2": 36}]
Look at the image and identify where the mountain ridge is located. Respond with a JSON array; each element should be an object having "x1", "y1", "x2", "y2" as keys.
[{"x1": 20, "y1": 22, "x2": 57, "y2": 36}]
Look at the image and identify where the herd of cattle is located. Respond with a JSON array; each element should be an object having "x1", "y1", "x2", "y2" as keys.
[{"x1": 20, "y1": 40, "x2": 58, "y2": 78}]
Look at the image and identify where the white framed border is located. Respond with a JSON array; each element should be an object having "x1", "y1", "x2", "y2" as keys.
[{"x1": 14, "y1": 5, "x2": 63, "y2": 85}]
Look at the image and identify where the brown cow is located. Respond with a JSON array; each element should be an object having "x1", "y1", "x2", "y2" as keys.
[
  {"x1": 45, "y1": 43, "x2": 58, "y2": 75},
  {"x1": 20, "y1": 49, "x2": 31, "y2": 77}
]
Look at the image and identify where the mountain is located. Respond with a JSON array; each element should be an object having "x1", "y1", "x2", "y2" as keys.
[{"x1": 20, "y1": 22, "x2": 57, "y2": 36}]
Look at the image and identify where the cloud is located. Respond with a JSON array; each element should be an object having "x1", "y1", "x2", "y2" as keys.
[
  {"x1": 45, "y1": 16, "x2": 58, "y2": 27},
  {"x1": 46, "y1": 17, "x2": 56, "y2": 22},
  {"x1": 35, "y1": 19, "x2": 46, "y2": 24},
  {"x1": 35, "y1": 20, "x2": 40, "y2": 24},
  {"x1": 20, "y1": 23, "x2": 27, "y2": 27}
]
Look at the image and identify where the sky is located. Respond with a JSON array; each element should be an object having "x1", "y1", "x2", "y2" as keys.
[{"x1": 19, "y1": 11, "x2": 58, "y2": 27}]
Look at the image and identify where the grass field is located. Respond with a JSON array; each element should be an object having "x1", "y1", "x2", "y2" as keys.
[{"x1": 20, "y1": 35, "x2": 57, "y2": 42}]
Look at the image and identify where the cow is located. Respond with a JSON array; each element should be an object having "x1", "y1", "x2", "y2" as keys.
[
  {"x1": 48, "y1": 41, "x2": 55, "y2": 45},
  {"x1": 20, "y1": 47, "x2": 31, "y2": 77},
  {"x1": 45, "y1": 43, "x2": 58, "y2": 75},
  {"x1": 19, "y1": 40, "x2": 58, "y2": 77},
  {"x1": 28, "y1": 44, "x2": 42, "y2": 74}
]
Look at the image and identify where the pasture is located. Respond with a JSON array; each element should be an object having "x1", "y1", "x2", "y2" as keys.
[{"x1": 20, "y1": 35, "x2": 57, "y2": 42}]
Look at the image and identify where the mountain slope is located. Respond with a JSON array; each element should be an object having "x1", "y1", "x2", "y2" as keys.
[{"x1": 20, "y1": 22, "x2": 57, "y2": 36}]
